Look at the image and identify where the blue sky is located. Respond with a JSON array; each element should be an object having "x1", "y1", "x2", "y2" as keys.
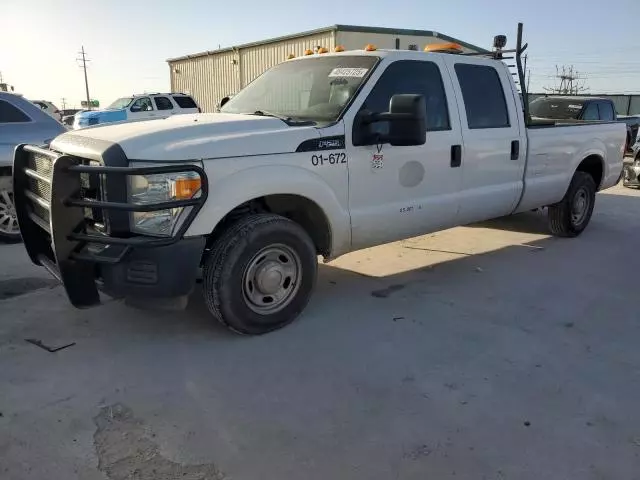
[{"x1": 3, "y1": 0, "x2": 639, "y2": 108}]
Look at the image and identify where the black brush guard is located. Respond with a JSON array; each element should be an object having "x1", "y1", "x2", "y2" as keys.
[{"x1": 13, "y1": 144, "x2": 208, "y2": 308}]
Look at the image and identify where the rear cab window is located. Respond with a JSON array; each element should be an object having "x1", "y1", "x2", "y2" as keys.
[
  {"x1": 582, "y1": 103, "x2": 599, "y2": 121},
  {"x1": 454, "y1": 63, "x2": 510, "y2": 129},
  {"x1": 172, "y1": 96, "x2": 198, "y2": 109},
  {"x1": 598, "y1": 101, "x2": 615, "y2": 121},
  {"x1": 0, "y1": 100, "x2": 31, "y2": 123}
]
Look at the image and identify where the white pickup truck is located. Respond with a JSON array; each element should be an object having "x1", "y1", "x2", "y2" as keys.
[{"x1": 13, "y1": 28, "x2": 625, "y2": 334}]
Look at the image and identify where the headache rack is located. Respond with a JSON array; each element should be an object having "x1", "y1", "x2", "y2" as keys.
[
  {"x1": 13, "y1": 144, "x2": 208, "y2": 307},
  {"x1": 461, "y1": 22, "x2": 530, "y2": 124}
]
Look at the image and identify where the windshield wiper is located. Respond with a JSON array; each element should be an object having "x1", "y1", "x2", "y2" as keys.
[{"x1": 249, "y1": 110, "x2": 315, "y2": 126}]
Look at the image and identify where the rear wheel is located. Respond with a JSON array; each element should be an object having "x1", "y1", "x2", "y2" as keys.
[
  {"x1": 202, "y1": 213, "x2": 317, "y2": 335},
  {"x1": 547, "y1": 171, "x2": 596, "y2": 237},
  {"x1": 0, "y1": 183, "x2": 21, "y2": 242}
]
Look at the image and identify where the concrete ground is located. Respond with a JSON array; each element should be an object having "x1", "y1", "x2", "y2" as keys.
[{"x1": 2, "y1": 184, "x2": 640, "y2": 480}]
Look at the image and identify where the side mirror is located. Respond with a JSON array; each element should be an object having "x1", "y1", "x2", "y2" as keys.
[
  {"x1": 353, "y1": 94, "x2": 426, "y2": 147},
  {"x1": 219, "y1": 96, "x2": 232, "y2": 109},
  {"x1": 130, "y1": 105, "x2": 141, "y2": 113},
  {"x1": 383, "y1": 94, "x2": 427, "y2": 146}
]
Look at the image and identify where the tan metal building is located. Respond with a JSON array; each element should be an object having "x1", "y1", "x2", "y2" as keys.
[{"x1": 167, "y1": 25, "x2": 485, "y2": 112}]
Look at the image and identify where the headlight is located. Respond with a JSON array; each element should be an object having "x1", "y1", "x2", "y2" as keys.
[{"x1": 128, "y1": 171, "x2": 202, "y2": 236}]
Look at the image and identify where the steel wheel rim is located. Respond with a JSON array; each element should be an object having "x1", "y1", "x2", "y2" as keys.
[
  {"x1": 571, "y1": 187, "x2": 590, "y2": 226},
  {"x1": 242, "y1": 244, "x2": 302, "y2": 314},
  {"x1": 0, "y1": 189, "x2": 19, "y2": 235}
]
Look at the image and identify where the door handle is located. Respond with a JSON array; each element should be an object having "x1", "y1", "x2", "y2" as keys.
[
  {"x1": 451, "y1": 145, "x2": 462, "y2": 168},
  {"x1": 511, "y1": 140, "x2": 520, "y2": 160}
]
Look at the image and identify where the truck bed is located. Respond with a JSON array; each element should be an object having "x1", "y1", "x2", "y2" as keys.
[{"x1": 515, "y1": 121, "x2": 626, "y2": 213}]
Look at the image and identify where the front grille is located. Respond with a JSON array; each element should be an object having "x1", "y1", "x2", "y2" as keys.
[
  {"x1": 26, "y1": 152, "x2": 53, "y2": 224},
  {"x1": 24, "y1": 150, "x2": 105, "y2": 229}
]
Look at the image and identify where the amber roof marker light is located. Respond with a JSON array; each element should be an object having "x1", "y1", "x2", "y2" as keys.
[{"x1": 424, "y1": 42, "x2": 463, "y2": 54}]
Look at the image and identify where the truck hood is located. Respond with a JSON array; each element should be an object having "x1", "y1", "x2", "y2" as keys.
[{"x1": 53, "y1": 113, "x2": 320, "y2": 161}]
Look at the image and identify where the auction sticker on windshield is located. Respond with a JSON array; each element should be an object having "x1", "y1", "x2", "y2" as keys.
[{"x1": 328, "y1": 68, "x2": 369, "y2": 78}]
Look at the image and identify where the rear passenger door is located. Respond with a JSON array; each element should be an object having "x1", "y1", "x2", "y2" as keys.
[
  {"x1": 0, "y1": 99, "x2": 33, "y2": 166},
  {"x1": 152, "y1": 96, "x2": 176, "y2": 118},
  {"x1": 445, "y1": 58, "x2": 525, "y2": 224}
]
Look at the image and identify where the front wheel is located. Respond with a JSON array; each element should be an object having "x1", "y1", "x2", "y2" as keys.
[
  {"x1": 203, "y1": 214, "x2": 317, "y2": 335},
  {"x1": 547, "y1": 171, "x2": 596, "y2": 237},
  {"x1": 0, "y1": 183, "x2": 21, "y2": 242}
]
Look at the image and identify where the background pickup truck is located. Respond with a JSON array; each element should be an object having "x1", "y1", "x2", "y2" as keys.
[
  {"x1": 530, "y1": 95, "x2": 639, "y2": 153},
  {"x1": 13, "y1": 26, "x2": 626, "y2": 335}
]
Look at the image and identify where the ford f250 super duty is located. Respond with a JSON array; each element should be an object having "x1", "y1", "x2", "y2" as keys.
[{"x1": 13, "y1": 25, "x2": 625, "y2": 334}]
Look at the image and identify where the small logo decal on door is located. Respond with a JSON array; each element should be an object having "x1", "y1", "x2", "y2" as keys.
[{"x1": 371, "y1": 154, "x2": 384, "y2": 170}]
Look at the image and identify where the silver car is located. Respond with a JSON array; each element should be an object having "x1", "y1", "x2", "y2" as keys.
[{"x1": 0, "y1": 92, "x2": 66, "y2": 240}]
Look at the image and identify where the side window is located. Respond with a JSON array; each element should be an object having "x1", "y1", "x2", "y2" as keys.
[
  {"x1": 361, "y1": 60, "x2": 450, "y2": 135},
  {"x1": 454, "y1": 63, "x2": 510, "y2": 129},
  {"x1": 130, "y1": 97, "x2": 152, "y2": 112},
  {"x1": 154, "y1": 96, "x2": 174, "y2": 111},
  {"x1": 598, "y1": 102, "x2": 615, "y2": 121},
  {"x1": 172, "y1": 96, "x2": 198, "y2": 109},
  {"x1": 0, "y1": 100, "x2": 31, "y2": 123},
  {"x1": 582, "y1": 103, "x2": 599, "y2": 121}
]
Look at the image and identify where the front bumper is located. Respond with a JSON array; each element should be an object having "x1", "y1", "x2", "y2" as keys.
[{"x1": 12, "y1": 144, "x2": 208, "y2": 307}]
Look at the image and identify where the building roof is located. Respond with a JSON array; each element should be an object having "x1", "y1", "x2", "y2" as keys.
[{"x1": 166, "y1": 24, "x2": 487, "y2": 63}]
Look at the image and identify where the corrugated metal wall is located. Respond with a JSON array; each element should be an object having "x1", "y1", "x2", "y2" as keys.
[
  {"x1": 240, "y1": 31, "x2": 335, "y2": 86},
  {"x1": 169, "y1": 31, "x2": 335, "y2": 112},
  {"x1": 170, "y1": 50, "x2": 239, "y2": 113}
]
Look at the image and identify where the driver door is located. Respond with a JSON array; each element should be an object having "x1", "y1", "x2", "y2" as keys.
[
  {"x1": 345, "y1": 58, "x2": 463, "y2": 250},
  {"x1": 128, "y1": 97, "x2": 155, "y2": 121}
]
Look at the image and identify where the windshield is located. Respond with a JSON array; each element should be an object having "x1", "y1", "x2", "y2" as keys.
[
  {"x1": 529, "y1": 98, "x2": 585, "y2": 120},
  {"x1": 221, "y1": 55, "x2": 379, "y2": 124},
  {"x1": 107, "y1": 97, "x2": 133, "y2": 110}
]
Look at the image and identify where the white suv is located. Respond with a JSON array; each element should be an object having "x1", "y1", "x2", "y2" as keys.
[{"x1": 73, "y1": 93, "x2": 200, "y2": 129}]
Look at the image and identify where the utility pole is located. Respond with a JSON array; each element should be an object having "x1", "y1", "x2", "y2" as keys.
[
  {"x1": 77, "y1": 46, "x2": 92, "y2": 110},
  {"x1": 61, "y1": 97, "x2": 67, "y2": 110}
]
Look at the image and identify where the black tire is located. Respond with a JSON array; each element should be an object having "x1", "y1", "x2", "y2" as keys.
[
  {"x1": 202, "y1": 213, "x2": 317, "y2": 335},
  {"x1": 547, "y1": 171, "x2": 596, "y2": 237}
]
